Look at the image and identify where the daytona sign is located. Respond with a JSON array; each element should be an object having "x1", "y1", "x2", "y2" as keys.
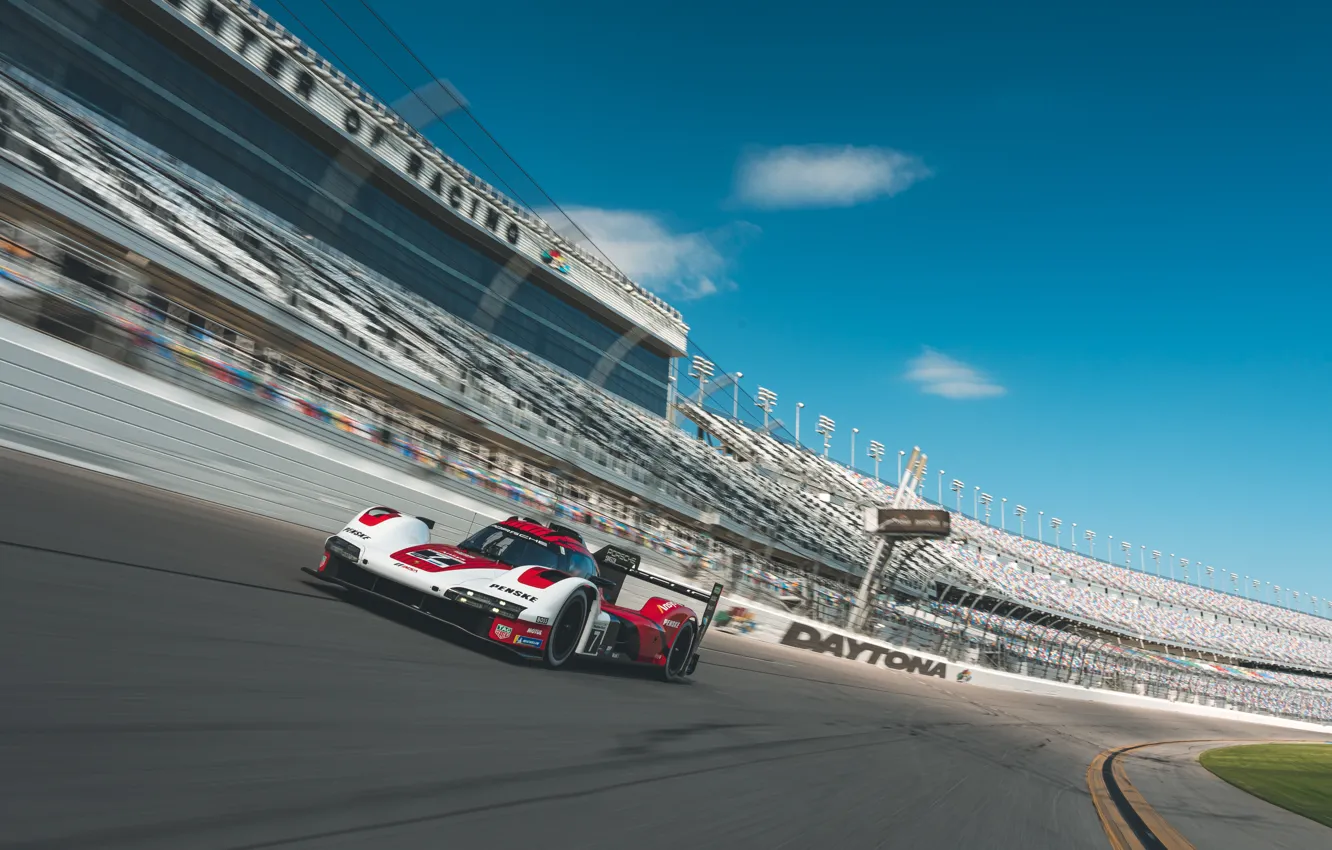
[{"x1": 779, "y1": 623, "x2": 948, "y2": 679}]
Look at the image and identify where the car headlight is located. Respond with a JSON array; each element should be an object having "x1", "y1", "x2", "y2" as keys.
[
  {"x1": 326, "y1": 536, "x2": 362, "y2": 562},
  {"x1": 445, "y1": 588, "x2": 525, "y2": 619}
]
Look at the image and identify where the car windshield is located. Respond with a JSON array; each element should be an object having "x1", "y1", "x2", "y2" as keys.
[
  {"x1": 457, "y1": 526, "x2": 562, "y2": 570},
  {"x1": 457, "y1": 525, "x2": 600, "y2": 578}
]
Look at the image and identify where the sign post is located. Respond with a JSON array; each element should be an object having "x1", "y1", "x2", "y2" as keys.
[{"x1": 849, "y1": 448, "x2": 947, "y2": 631}]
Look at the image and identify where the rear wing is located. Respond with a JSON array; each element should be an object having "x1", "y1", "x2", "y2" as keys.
[{"x1": 593, "y1": 545, "x2": 725, "y2": 646}]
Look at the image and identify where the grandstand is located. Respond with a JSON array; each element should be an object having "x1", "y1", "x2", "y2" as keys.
[
  {"x1": 0, "y1": 0, "x2": 683, "y2": 414},
  {"x1": 3, "y1": 2, "x2": 1332, "y2": 723}
]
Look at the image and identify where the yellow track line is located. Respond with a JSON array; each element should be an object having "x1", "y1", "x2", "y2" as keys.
[{"x1": 1087, "y1": 740, "x2": 1204, "y2": 850}]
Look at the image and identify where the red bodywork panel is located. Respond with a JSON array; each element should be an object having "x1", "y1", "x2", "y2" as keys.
[
  {"x1": 388, "y1": 544, "x2": 505, "y2": 573},
  {"x1": 498, "y1": 518, "x2": 589, "y2": 554},
  {"x1": 357, "y1": 507, "x2": 401, "y2": 526},
  {"x1": 602, "y1": 596, "x2": 697, "y2": 665}
]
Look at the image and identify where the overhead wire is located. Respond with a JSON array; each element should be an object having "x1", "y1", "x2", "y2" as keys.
[
  {"x1": 283, "y1": 0, "x2": 789, "y2": 442},
  {"x1": 268, "y1": 0, "x2": 377, "y2": 94},
  {"x1": 350, "y1": 0, "x2": 631, "y2": 283},
  {"x1": 350, "y1": 0, "x2": 791, "y2": 442},
  {"x1": 306, "y1": 0, "x2": 540, "y2": 216}
]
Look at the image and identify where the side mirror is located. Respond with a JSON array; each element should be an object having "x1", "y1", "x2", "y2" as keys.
[{"x1": 587, "y1": 575, "x2": 616, "y2": 590}]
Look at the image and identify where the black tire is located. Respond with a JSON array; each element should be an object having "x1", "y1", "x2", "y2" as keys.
[
  {"x1": 662, "y1": 620, "x2": 696, "y2": 682},
  {"x1": 542, "y1": 591, "x2": 589, "y2": 669}
]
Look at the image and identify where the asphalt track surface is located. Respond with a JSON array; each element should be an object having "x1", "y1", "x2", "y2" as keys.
[
  {"x1": 1123, "y1": 742, "x2": 1331, "y2": 849},
  {"x1": 1, "y1": 447, "x2": 1325, "y2": 850}
]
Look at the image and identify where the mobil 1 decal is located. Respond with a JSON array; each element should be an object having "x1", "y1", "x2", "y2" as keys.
[{"x1": 780, "y1": 623, "x2": 947, "y2": 679}]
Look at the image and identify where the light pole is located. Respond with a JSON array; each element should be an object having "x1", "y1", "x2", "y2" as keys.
[
  {"x1": 1051, "y1": 516, "x2": 1061, "y2": 547},
  {"x1": 937, "y1": 469, "x2": 945, "y2": 504},
  {"x1": 1180, "y1": 558, "x2": 1189, "y2": 584},
  {"x1": 1206, "y1": 565, "x2": 1214, "y2": 591},
  {"x1": 688, "y1": 355, "x2": 714, "y2": 405},
  {"x1": 1015, "y1": 504, "x2": 1027, "y2": 537},
  {"x1": 795, "y1": 402, "x2": 804, "y2": 447},
  {"x1": 980, "y1": 492, "x2": 993, "y2": 524},
  {"x1": 951, "y1": 479, "x2": 964, "y2": 513},
  {"x1": 868, "y1": 440, "x2": 885, "y2": 482},
  {"x1": 1140, "y1": 544, "x2": 1146, "y2": 572},
  {"x1": 1168, "y1": 554, "x2": 1175, "y2": 581},
  {"x1": 1071, "y1": 522, "x2": 1078, "y2": 551},
  {"x1": 1085, "y1": 529, "x2": 1095, "y2": 556},
  {"x1": 1152, "y1": 550, "x2": 1161, "y2": 577},
  {"x1": 1107, "y1": 534, "x2": 1113, "y2": 563},
  {"x1": 731, "y1": 371, "x2": 743, "y2": 419},
  {"x1": 756, "y1": 387, "x2": 777, "y2": 429},
  {"x1": 898, "y1": 450, "x2": 906, "y2": 483},
  {"x1": 1121, "y1": 540, "x2": 1131, "y2": 569},
  {"x1": 815, "y1": 415, "x2": 835, "y2": 458},
  {"x1": 973, "y1": 485, "x2": 980, "y2": 519},
  {"x1": 1001, "y1": 498, "x2": 1008, "y2": 532},
  {"x1": 850, "y1": 427, "x2": 859, "y2": 471}
]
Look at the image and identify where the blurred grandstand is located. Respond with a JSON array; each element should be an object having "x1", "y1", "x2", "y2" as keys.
[{"x1": 2, "y1": 0, "x2": 1330, "y2": 723}]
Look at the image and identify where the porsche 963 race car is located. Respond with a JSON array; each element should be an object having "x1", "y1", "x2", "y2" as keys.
[{"x1": 303, "y1": 507, "x2": 724, "y2": 681}]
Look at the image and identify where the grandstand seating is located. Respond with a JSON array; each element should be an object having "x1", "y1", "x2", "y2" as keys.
[{"x1": 3, "y1": 66, "x2": 1331, "y2": 680}]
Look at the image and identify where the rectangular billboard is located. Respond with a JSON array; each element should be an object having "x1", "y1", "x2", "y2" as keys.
[{"x1": 863, "y1": 507, "x2": 951, "y2": 539}]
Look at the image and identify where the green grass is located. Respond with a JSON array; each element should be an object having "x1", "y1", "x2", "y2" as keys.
[{"x1": 1200, "y1": 743, "x2": 1332, "y2": 829}]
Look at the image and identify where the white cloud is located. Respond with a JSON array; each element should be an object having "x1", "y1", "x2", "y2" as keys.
[
  {"x1": 549, "y1": 207, "x2": 755, "y2": 301},
  {"x1": 734, "y1": 144, "x2": 931, "y2": 209},
  {"x1": 905, "y1": 348, "x2": 1006, "y2": 399}
]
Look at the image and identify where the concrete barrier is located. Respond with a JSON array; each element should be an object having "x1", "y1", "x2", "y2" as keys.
[{"x1": 722, "y1": 602, "x2": 1332, "y2": 734}]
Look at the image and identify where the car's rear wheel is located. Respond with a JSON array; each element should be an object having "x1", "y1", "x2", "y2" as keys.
[
  {"x1": 662, "y1": 620, "x2": 696, "y2": 682},
  {"x1": 543, "y1": 591, "x2": 588, "y2": 669}
]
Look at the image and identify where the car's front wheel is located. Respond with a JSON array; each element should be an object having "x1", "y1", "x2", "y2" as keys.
[{"x1": 542, "y1": 591, "x2": 588, "y2": 669}]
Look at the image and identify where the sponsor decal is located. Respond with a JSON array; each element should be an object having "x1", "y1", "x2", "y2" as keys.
[
  {"x1": 534, "y1": 616, "x2": 550, "y2": 625},
  {"x1": 542, "y1": 248, "x2": 571, "y2": 274},
  {"x1": 598, "y1": 547, "x2": 639, "y2": 571},
  {"x1": 779, "y1": 623, "x2": 947, "y2": 679},
  {"x1": 515, "y1": 636, "x2": 543, "y2": 648},
  {"x1": 342, "y1": 527, "x2": 370, "y2": 539},
  {"x1": 663, "y1": 619, "x2": 684, "y2": 630},
  {"x1": 489, "y1": 584, "x2": 538, "y2": 603},
  {"x1": 525, "y1": 627, "x2": 546, "y2": 636},
  {"x1": 395, "y1": 562, "x2": 420, "y2": 572},
  {"x1": 493, "y1": 624, "x2": 514, "y2": 641},
  {"x1": 657, "y1": 601, "x2": 679, "y2": 613}
]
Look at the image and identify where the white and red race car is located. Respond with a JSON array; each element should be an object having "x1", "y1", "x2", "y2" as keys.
[{"x1": 303, "y1": 507, "x2": 723, "y2": 681}]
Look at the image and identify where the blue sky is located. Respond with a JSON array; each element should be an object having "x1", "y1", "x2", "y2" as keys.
[{"x1": 270, "y1": 0, "x2": 1332, "y2": 608}]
